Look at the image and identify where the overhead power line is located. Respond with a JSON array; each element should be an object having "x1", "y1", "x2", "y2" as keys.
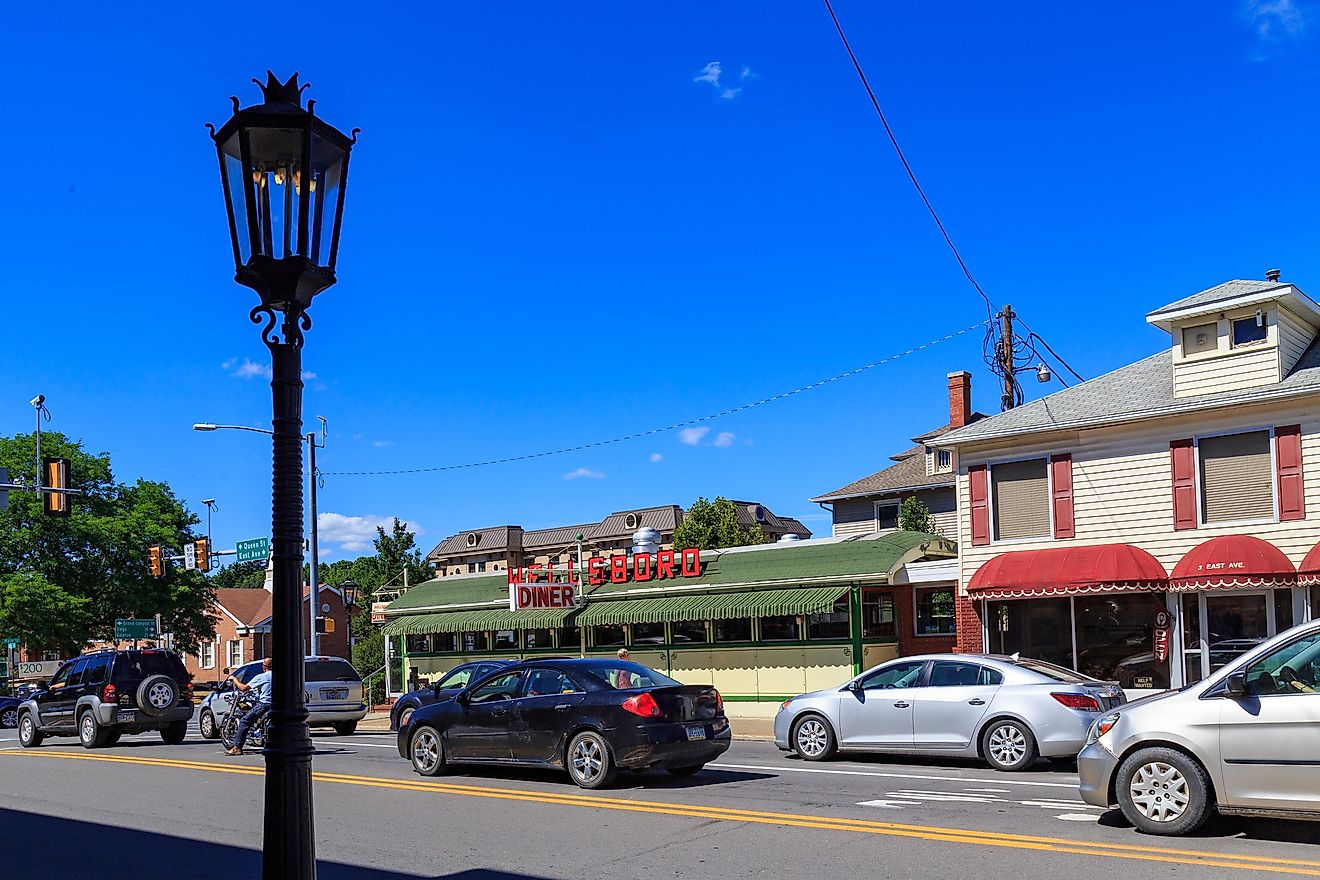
[{"x1": 323, "y1": 320, "x2": 988, "y2": 477}]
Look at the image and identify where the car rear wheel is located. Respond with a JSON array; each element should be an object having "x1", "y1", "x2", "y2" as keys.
[
  {"x1": 1116, "y1": 747, "x2": 1213, "y2": 836},
  {"x1": 567, "y1": 731, "x2": 617, "y2": 789},
  {"x1": 0, "y1": 707, "x2": 17, "y2": 728},
  {"x1": 104, "y1": 731, "x2": 122, "y2": 746},
  {"x1": 79, "y1": 711, "x2": 109, "y2": 749},
  {"x1": 18, "y1": 713, "x2": 43, "y2": 748},
  {"x1": 982, "y1": 719, "x2": 1038, "y2": 772},
  {"x1": 666, "y1": 764, "x2": 705, "y2": 777},
  {"x1": 410, "y1": 726, "x2": 447, "y2": 777},
  {"x1": 333, "y1": 721, "x2": 358, "y2": 736},
  {"x1": 161, "y1": 720, "x2": 188, "y2": 745},
  {"x1": 791, "y1": 715, "x2": 837, "y2": 761},
  {"x1": 199, "y1": 710, "x2": 219, "y2": 740}
]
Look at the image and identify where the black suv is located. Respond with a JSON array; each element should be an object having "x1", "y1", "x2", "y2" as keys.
[{"x1": 18, "y1": 648, "x2": 194, "y2": 749}]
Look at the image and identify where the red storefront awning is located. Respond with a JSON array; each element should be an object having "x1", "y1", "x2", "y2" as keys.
[
  {"x1": 1169, "y1": 535, "x2": 1296, "y2": 592},
  {"x1": 967, "y1": 544, "x2": 1168, "y2": 601},
  {"x1": 1293, "y1": 542, "x2": 1320, "y2": 587}
]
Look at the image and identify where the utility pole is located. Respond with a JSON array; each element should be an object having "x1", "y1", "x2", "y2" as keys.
[
  {"x1": 306, "y1": 417, "x2": 327, "y2": 656},
  {"x1": 999, "y1": 305, "x2": 1017, "y2": 411},
  {"x1": 202, "y1": 499, "x2": 218, "y2": 559},
  {"x1": 576, "y1": 533, "x2": 587, "y2": 659}
]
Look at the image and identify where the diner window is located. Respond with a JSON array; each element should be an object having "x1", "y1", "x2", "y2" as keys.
[
  {"x1": 492, "y1": 630, "x2": 518, "y2": 651},
  {"x1": 430, "y1": 633, "x2": 458, "y2": 653},
  {"x1": 1232, "y1": 315, "x2": 1267, "y2": 347},
  {"x1": 631, "y1": 622, "x2": 665, "y2": 645},
  {"x1": 405, "y1": 635, "x2": 428, "y2": 654},
  {"x1": 556, "y1": 626, "x2": 581, "y2": 650},
  {"x1": 914, "y1": 587, "x2": 956, "y2": 636},
  {"x1": 593, "y1": 624, "x2": 626, "y2": 647},
  {"x1": 524, "y1": 628, "x2": 553, "y2": 650},
  {"x1": 714, "y1": 618, "x2": 752, "y2": 642},
  {"x1": 875, "y1": 503, "x2": 899, "y2": 532},
  {"x1": 861, "y1": 589, "x2": 896, "y2": 639},
  {"x1": 460, "y1": 631, "x2": 488, "y2": 652},
  {"x1": 1074, "y1": 595, "x2": 1169, "y2": 690},
  {"x1": 1199, "y1": 430, "x2": 1273, "y2": 523},
  {"x1": 1181, "y1": 322, "x2": 1218, "y2": 356},
  {"x1": 760, "y1": 615, "x2": 798, "y2": 641},
  {"x1": 807, "y1": 596, "x2": 851, "y2": 640},
  {"x1": 671, "y1": 620, "x2": 709, "y2": 644},
  {"x1": 990, "y1": 458, "x2": 1050, "y2": 540}
]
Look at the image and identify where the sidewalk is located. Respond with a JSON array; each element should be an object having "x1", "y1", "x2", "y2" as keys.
[{"x1": 357, "y1": 710, "x2": 776, "y2": 741}]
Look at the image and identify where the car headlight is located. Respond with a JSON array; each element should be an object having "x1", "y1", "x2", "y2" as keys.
[
  {"x1": 779, "y1": 699, "x2": 793, "y2": 712},
  {"x1": 1086, "y1": 712, "x2": 1120, "y2": 746}
]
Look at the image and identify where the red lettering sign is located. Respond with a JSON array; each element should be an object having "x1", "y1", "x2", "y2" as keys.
[
  {"x1": 610, "y1": 556, "x2": 628, "y2": 583},
  {"x1": 656, "y1": 550, "x2": 676, "y2": 579},
  {"x1": 1152, "y1": 609, "x2": 1171, "y2": 664},
  {"x1": 511, "y1": 548, "x2": 704, "y2": 596},
  {"x1": 633, "y1": 553, "x2": 654, "y2": 581},
  {"x1": 510, "y1": 582, "x2": 578, "y2": 611},
  {"x1": 681, "y1": 547, "x2": 700, "y2": 577}
]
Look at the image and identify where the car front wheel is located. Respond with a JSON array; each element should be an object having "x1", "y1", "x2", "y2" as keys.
[
  {"x1": 410, "y1": 726, "x2": 447, "y2": 777},
  {"x1": 567, "y1": 731, "x2": 617, "y2": 789},
  {"x1": 791, "y1": 715, "x2": 837, "y2": 761},
  {"x1": 18, "y1": 713, "x2": 43, "y2": 748},
  {"x1": 0, "y1": 707, "x2": 17, "y2": 729},
  {"x1": 199, "y1": 710, "x2": 219, "y2": 740},
  {"x1": 1116, "y1": 747, "x2": 1213, "y2": 835}
]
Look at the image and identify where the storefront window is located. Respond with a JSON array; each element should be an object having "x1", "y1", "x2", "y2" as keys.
[
  {"x1": 987, "y1": 598, "x2": 1072, "y2": 669},
  {"x1": 593, "y1": 624, "x2": 626, "y2": 647},
  {"x1": 492, "y1": 630, "x2": 518, "y2": 651},
  {"x1": 1182, "y1": 592, "x2": 1203, "y2": 685},
  {"x1": 1206, "y1": 593, "x2": 1268, "y2": 672},
  {"x1": 915, "y1": 587, "x2": 956, "y2": 636},
  {"x1": 556, "y1": 626, "x2": 581, "y2": 650},
  {"x1": 861, "y1": 589, "x2": 896, "y2": 640},
  {"x1": 671, "y1": 620, "x2": 709, "y2": 644},
  {"x1": 631, "y1": 622, "x2": 665, "y2": 645},
  {"x1": 714, "y1": 618, "x2": 752, "y2": 642},
  {"x1": 808, "y1": 597, "x2": 851, "y2": 640},
  {"x1": 1275, "y1": 589, "x2": 1295, "y2": 632},
  {"x1": 431, "y1": 633, "x2": 458, "y2": 653},
  {"x1": 405, "y1": 635, "x2": 428, "y2": 654},
  {"x1": 524, "y1": 628, "x2": 553, "y2": 650},
  {"x1": 460, "y1": 631, "x2": 488, "y2": 652},
  {"x1": 760, "y1": 616, "x2": 798, "y2": 641},
  {"x1": 1074, "y1": 595, "x2": 1169, "y2": 690}
]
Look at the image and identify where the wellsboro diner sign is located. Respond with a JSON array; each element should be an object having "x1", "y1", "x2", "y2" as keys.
[{"x1": 508, "y1": 548, "x2": 703, "y2": 611}]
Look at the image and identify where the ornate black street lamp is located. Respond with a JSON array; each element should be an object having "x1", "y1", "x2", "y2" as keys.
[
  {"x1": 208, "y1": 71, "x2": 356, "y2": 880},
  {"x1": 339, "y1": 577, "x2": 360, "y2": 609}
]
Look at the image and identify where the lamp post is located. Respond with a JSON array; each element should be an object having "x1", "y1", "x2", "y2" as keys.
[{"x1": 206, "y1": 71, "x2": 356, "y2": 880}]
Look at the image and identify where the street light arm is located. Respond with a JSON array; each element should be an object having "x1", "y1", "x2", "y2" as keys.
[{"x1": 193, "y1": 423, "x2": 275, "y2": 436}]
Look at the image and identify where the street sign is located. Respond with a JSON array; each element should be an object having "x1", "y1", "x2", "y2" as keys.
[
  {"x1": 115, "y1": 618, "x2": 158, "y2": 640},
  {"x1": 184, "y1": 542, "x2": 197, "y2": 571},
  {"x1": 14, "y1": 659, "x2": 61, "y2": 680},
  {"x1": 2, "y1": 637, "x2": 20, "y2": 649},
  {"x1": 236, "y1": 537, "x2": 270, "y2": 564}
]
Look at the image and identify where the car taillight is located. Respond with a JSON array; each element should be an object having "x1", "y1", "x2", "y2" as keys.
[
  {"x1": 715, "y1": 689, "x2": 723, "y2": 714},
  {"x1": 621, "y1": 693, "x2": 662, "y2": 718},
  {"x1": 1051, "y1": 692, "x2": 1101, "y2": 711},
  {"x1": 102, "y1": 683, "x2": 117, "y2": 703}
]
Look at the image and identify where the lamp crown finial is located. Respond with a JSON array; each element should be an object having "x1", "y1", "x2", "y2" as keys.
[{"x1": 253, "y1": 70, "x2": 309, "y2": 107}]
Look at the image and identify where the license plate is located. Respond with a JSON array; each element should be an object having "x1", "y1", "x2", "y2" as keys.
[
  {"x1": 117, "y1": 711, "x2": 136, "y2": 723},
  {"x1": 320, "y1": 687, "x2": 348, "y2": 701},
  {"x1": 685, "y1": 725, "x2": 706, "y2": 741}
]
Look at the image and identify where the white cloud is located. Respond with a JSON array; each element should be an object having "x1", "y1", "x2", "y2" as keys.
[
  {"x1": 228, "y1": 358, "x2": 272, "y2": 380},
  {"x1": 693, "y1": 61, "x2": 722, "y2": 85},
  {"x1": 220, "y1": 357, "x2": 237, "y2": 370},
  {"x1": 678, "y1": 427, "x2": 710, "y2": 445},
  {"x1": 302, "y1": 370, "x2": 318, "y2": 380},
  {"x1": 719, "y1": 87, "x2": 741, "y2": 100},
  {"x1": 563, "y1": 467, "x2": 605, "y2": 480},
  {"x1": 741, "y1": 65, "x2": 754, "y2": 80},
  {"x1": 317, "y1": 512, "x2": 401, "y2": 554},
  {"x1": 649, "y1": 453, "x2": 664, "y2": 462},
  {"x1": 1249, "y1": 0, "x2": 1304, "y2": 40},
  {"x1": 372, "y1": 440, "x2": 394, "y2": 448},
  {"x1": 693, "y1": 60, "x2": 744, "y2": 100},
  {"x1": 713, "y1": 431, "x2": 736, "y2": 447}
]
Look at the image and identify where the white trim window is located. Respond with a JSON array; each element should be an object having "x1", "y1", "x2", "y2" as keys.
[
  {"x1": 934, "y1": 448, "x2": 953, "y2": 474},
  {"x1": 875, "y1": 502, "x2": 900, "y2": 532},
  {"x1": 1197, "y1": 428, "x2": 1275, "y2": 525},
  {"x1": 198, "y1": 641, "x2": 216, "y2": 670},
  {"x1": 226, "y1": 640, "x2": 244, "y2": 669},
  {"x1": 989, "y1": 457, "x2": 1051, "y2": 541}
]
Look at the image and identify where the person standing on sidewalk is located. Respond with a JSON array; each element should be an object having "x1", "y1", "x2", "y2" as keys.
[{"x1": 225, "y1": 657, "x2": 273, "y2": 755}]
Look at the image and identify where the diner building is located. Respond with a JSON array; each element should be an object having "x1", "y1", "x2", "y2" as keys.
[
  {"x1": 383, "y1": 531, "x2": 955, "y2": 716},
  {"x1": 937, "y1": 273, "x2": 1320, "y2": 693}
]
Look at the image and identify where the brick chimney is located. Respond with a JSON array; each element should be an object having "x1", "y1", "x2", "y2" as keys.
[{"x1": 947, "y1": 371, "x2": 972, "y2": 428}]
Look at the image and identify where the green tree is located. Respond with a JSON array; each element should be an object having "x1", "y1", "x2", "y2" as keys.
[
  {"x1": 210, "y1": 559, "x2": 267, "y2": 589},
  {"x1": 672, "y1": 497, "x2": 764, "y2": 550},
  {"x1": 0, "y1": 431, "x2": 215, "y2": 653},
  {"x1": 898, "y1": 496, "x2": 936, "y2": 534}
]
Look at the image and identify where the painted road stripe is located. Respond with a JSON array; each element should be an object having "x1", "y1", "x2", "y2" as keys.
[
  {"x1": 5, "y1": 750, "x2": 1320, "y2": 877},
  {"x1": 711, "y1": 762, "x2": 1078, "y2": 789}
]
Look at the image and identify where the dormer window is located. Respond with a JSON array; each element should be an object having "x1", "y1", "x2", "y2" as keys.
[
  {"x1": 1231, "y1": 314, "x2": 1267, "y2": 347},
  {"x1": 935, "y1": 449, "x2": 953, "y2": 474},
  {"x1": 1181, "y1": 323, "x2": 1217, "y2": 356},
  {"x1": 624, "y1": 513, "x2": 638, "y2": 529}
]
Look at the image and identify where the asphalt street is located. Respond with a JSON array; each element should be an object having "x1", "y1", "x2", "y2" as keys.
[{"x1": 2, "y1": 724, "x2": 1319, "y2": 880}]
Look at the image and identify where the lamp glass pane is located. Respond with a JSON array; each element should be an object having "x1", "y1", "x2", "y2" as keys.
[
  {"x1": 309, "y1": 134, "x2": 346, "y2": 267},
  {"x1": 220, "y1": 135, "x2": 251, "y2": 263}
]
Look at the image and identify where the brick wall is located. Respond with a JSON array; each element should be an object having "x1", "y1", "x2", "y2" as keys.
[{"x1": 954, "y1": 592, "x2": 985, "y2": 654}]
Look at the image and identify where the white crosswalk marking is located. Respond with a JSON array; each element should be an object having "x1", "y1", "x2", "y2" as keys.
[{"x1": 856, "y1": 799, "x2": 922, "y2": 808}]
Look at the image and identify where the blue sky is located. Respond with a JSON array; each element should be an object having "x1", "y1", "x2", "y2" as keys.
[{"x1": 3, "y1": 2, "x2": 1318, "y2": 561}]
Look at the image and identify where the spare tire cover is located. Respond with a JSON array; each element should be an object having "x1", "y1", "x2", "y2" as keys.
[{"x1": 137, "y1": 674, "x2": 178, "y2": 716}]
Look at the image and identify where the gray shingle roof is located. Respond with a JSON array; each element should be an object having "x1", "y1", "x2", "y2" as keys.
[
  {"x1": 523, "y1": 524, "x2": 595, "y2": 550},
  {"x1": 1146, "y1": 280, "x2": 1287, "y2": 319},
  {"x1": 938, "y1": 335, "x2": 1320, "y2": 446},
  {"x1": 428, "y1": 526, "x2": 515, "y2": 559},
  {"x1": 587, "y1": 505, "x2": 683, "y2": 539},
  {"x1": 811, "y1": 451, "x2": 953, "y2": 502}
]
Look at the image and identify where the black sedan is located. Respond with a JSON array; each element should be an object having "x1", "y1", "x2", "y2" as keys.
[
  {"x1": 397, "y1": 658, "x2": 731, "y2": 789},
  {"x1": 390, "y1": 659, "x2": 515, "y2": 730},
  {"x1": 1, "y1": 695, "x2": 20, "y2": 729}
]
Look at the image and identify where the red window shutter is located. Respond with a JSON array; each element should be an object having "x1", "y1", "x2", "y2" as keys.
[
  {"x1": 1276, "y1": 424, "x2": 1305, "y2": 522},
  {"x1": 969, "y1": 464, "x2": 990, "y2": 546},
  {"x1": 1170, "y1": 439, "x2": 1197, "y2": 531},
  {"x1": 1050, "y1": 454, "x2": 1075, "y2": 539}
]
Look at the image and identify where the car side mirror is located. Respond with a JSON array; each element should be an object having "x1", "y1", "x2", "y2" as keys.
[
  {"x1": 1223, "y1": 671, "x2": 1248, "y2": 698},
  {"x1": 846, "y1": 680, "x2": 863, "y2": 693}
]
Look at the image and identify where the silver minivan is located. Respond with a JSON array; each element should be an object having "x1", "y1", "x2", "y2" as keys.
[
  {"x1": 198, "y1": 655, "x2": 367, "y2": 739},
  {"x1": 1079, "y1": 618, "x2": 1320, "y2": 835}
]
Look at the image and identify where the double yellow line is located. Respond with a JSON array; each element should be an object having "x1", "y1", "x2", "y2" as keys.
[{"x1": 5, "y1": 749, "x2": 1319, "y2": 876}]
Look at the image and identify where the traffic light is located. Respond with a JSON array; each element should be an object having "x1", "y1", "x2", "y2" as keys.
[
  {"x1": 314, "y1": 617, "x2": 336, "y2": 634},
  {"x1": 43, "y1": 457, "x2": 70, "y2": 517},
  {"x1": 148, "y1": 545, "x2": 164, "y2": 579},
  {"x1": 194, "y1": 538, "x2": 210, "y2": 572}
]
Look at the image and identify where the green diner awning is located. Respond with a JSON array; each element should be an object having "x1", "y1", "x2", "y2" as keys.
[
  {"x1": 382, "y1": 605, "x2": 574, "y2": 636},
  {"x1": 574, "y1": 586, "x2": 848, "y2": 627}
]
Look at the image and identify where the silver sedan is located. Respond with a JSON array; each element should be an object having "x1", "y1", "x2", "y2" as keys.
[{"x1": 774, "y1": 653, "x2": 1124, "y2": 771}]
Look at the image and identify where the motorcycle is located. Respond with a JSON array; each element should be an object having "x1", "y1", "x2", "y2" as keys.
[{"x1": 219, "y1": 692, "x2": 270, "y2": 752}]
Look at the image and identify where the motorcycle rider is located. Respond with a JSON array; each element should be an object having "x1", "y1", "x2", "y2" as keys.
[{"x1": 225, "y1": 657, "x2": 273, "y2": 756}]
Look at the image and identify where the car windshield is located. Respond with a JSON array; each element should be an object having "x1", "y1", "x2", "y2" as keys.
[
  {"x1": 580, "y1": 662, "x2": 680, "y2": 690},
  {"x1": 436, "y1": 666, "x2": 478, "y2": 689},
  {"x1": 1013, "y1": 658, "x2": 1092, "y2": 683},
  {"x1": 306, "y1": 660, "x2": 360, "y2": 682}
]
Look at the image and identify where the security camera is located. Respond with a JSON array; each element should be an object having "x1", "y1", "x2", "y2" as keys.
[{"x1": 29, "y1": 394, "x2": 44, "y2": 407}]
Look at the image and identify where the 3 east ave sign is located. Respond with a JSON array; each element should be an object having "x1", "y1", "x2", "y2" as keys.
[{"x1": 508, "y1": 548, "x2": 703, "y2": 611}]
